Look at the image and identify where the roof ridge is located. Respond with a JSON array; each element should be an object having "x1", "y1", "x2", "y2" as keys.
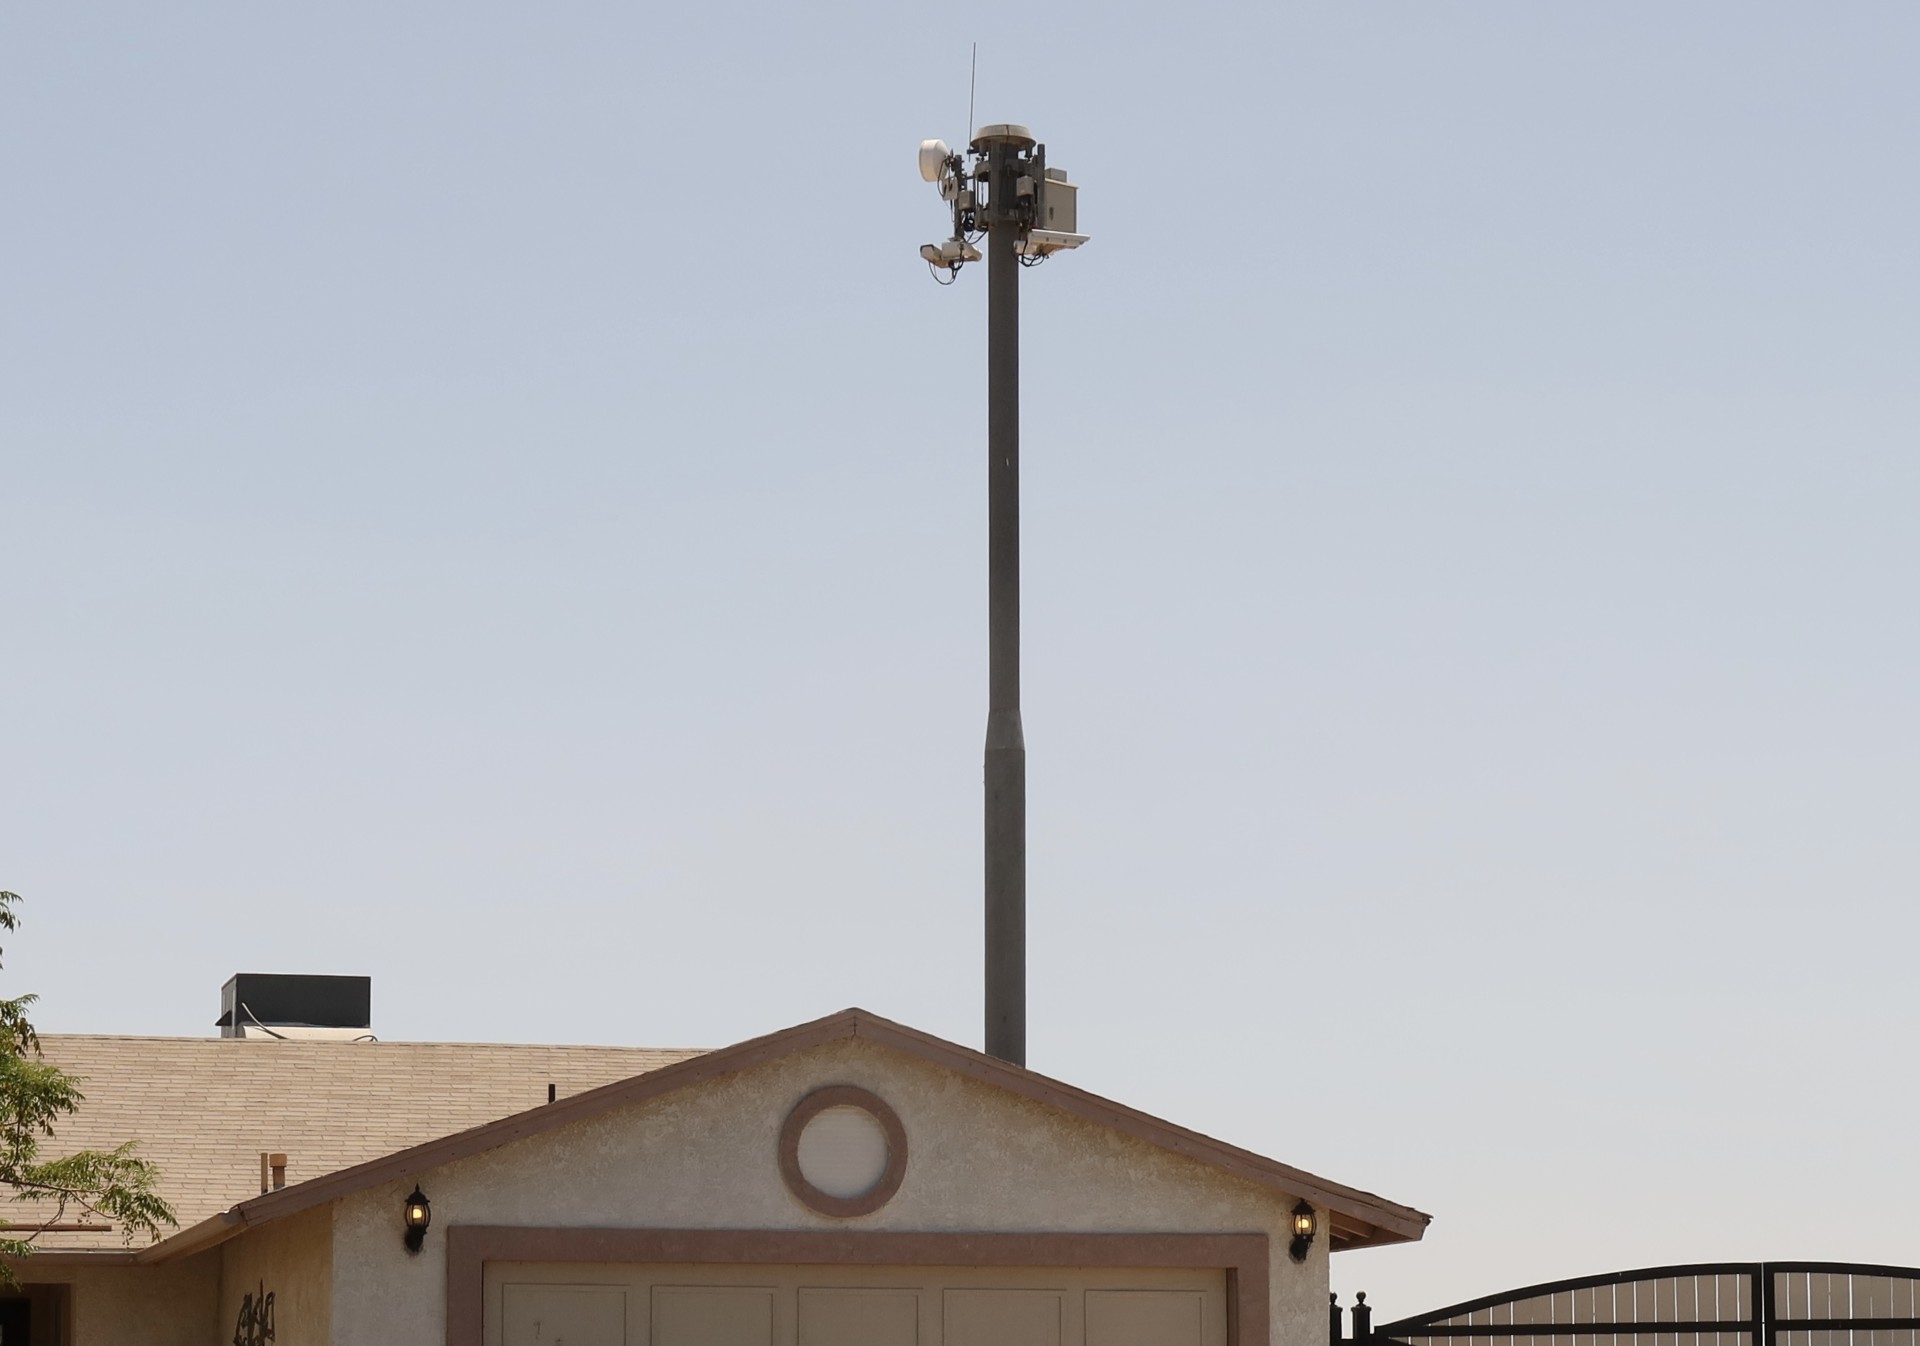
[{"x1": 39, "y1": 1033, "x2": 711, "y2": 1052}]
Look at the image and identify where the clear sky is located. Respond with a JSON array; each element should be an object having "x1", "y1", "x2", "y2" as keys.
[{"x1": 4, "y1": 0, "x2": 1916, "y2": 1317}]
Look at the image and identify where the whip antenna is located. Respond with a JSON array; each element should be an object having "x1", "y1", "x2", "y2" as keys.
[{"x1": 968, "y1": 43, "x2": 977, "y2": 140}]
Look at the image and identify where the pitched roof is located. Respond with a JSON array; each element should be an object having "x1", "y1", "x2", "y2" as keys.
[
  {"x1": 22, "y1": 1010, "x2": 1430, "y2": 1264},
  {"x1": 21, "y1": 1034, "x2": 702, "y2": 1254}
]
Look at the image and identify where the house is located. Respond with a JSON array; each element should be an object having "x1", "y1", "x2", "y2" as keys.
[{"x1": 9, "y1": 988, "x2": 1428, "y2": 1345}]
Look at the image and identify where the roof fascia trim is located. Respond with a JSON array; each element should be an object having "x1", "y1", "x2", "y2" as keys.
[
  {"x1": 1, "y1": 1249, "x2": 140, "y2": 1267},
  {"x1": 133, "y1": 1007, "x2": 1427, "y2": 1258},
  {"x1": 136, "y1": 1209, "x2": 245, "y2": 1264},
  {"x1": 844, "y1": 1016, "x2": 1430, "y2": 1244}
]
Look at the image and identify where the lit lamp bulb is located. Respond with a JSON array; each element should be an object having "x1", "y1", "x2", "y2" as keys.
[
  {"x1": 403, "y1": 1185, "x2": 432, "y2": 1254},
  {"x1": 1289, "y1": 1199, "x2": 1317, "y2": 1262}
]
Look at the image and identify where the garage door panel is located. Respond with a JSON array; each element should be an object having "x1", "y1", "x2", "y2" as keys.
[
  {"x1": 945, "y1": 1288, "x2": 1065, "y2": 1346},
  {"x1": 488, "y1": 1261, "x2": 1224, "y2": 1346},
  {"x1": 652, "y1": 1285, "x2": 776, "y2": 1346},
  {"x1": 502, "y1": 1285, "x2": 627, "y2": 1346},
  {"x1": 797, "y1": 1287, "x2": 920, "y2": 1346},
  {"x1": 1087, "y1": 1290, "x2": 1207, "y2": 1346}
]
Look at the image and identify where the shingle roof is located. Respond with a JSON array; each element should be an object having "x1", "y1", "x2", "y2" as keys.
[{"x1": 20, "y1": 1035, "x2": 705, "y2": 1252}]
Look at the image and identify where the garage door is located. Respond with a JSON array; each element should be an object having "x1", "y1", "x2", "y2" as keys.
[{"x1": 486, "y1": 1261, "x2": 1227, "y2": 1346}]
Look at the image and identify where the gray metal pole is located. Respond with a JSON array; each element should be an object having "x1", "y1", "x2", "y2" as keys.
[{"x1": 982, "y1": 134, "x2": 1026, "y2": 1067}]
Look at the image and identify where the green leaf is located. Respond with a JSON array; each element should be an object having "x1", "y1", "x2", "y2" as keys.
[{"x1": 0, "y1": 892, "x2": 177, "y2": 1285}]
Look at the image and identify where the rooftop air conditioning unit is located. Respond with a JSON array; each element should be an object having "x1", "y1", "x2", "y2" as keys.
[{"x1": 216, "y1": 973, "x2": 373, "y2": 1041}]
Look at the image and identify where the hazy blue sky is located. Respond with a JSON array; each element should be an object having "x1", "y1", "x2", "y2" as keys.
[{"x1": 4, "y1": 1, "x2": 1916, "y2": 1315}]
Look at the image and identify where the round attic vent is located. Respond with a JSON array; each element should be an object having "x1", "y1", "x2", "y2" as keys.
[
  {"x1": 797, "y1": 1106, "x2": 888, "y2": 1197},
  {"x1": 779, "y1": 1086, "x2": 907, "y2": 1218}
]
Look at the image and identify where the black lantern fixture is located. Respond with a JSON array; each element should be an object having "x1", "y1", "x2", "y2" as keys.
[
  {"x1": 402, "y1": 1185, "x2": 431, "y2": 1254},
  {"x1": 1289, "y1": 1199, "x2": 1317, "y2": 1263}
]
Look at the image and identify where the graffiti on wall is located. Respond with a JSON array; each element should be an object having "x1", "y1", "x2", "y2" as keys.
[{"x1": 233, "y1": 1281, "x2": 275, "y2": 1345}]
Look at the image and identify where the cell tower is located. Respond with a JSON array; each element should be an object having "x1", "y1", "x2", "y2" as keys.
[{"x1": 918, "y1": 124, "x2": 1087, "y2": 1068}]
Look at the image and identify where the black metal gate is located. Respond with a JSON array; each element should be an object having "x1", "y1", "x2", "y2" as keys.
[{"x1": 1337, "y1": 1263, "x2": 1920, "y2": 1346}]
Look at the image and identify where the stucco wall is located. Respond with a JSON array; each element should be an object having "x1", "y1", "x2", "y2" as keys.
[
  {"x1": 221, "y1": 1203, "x2": 333, "y2": 1346},
  {"x1": 331, "y1": 1036, "x2": 1330, "y2": 1345},
  {"x1": 18, "y1": 1254, "x2": 219, "y2": 1346}
]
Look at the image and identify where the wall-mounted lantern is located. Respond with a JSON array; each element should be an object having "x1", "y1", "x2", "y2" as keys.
[
  {"x1": 402, "y1": 1185, "x2": 431, "y2": 1254},
  {"x1": 1290, "y1": 1199, "x2": 1317, "y2": 1263}
]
